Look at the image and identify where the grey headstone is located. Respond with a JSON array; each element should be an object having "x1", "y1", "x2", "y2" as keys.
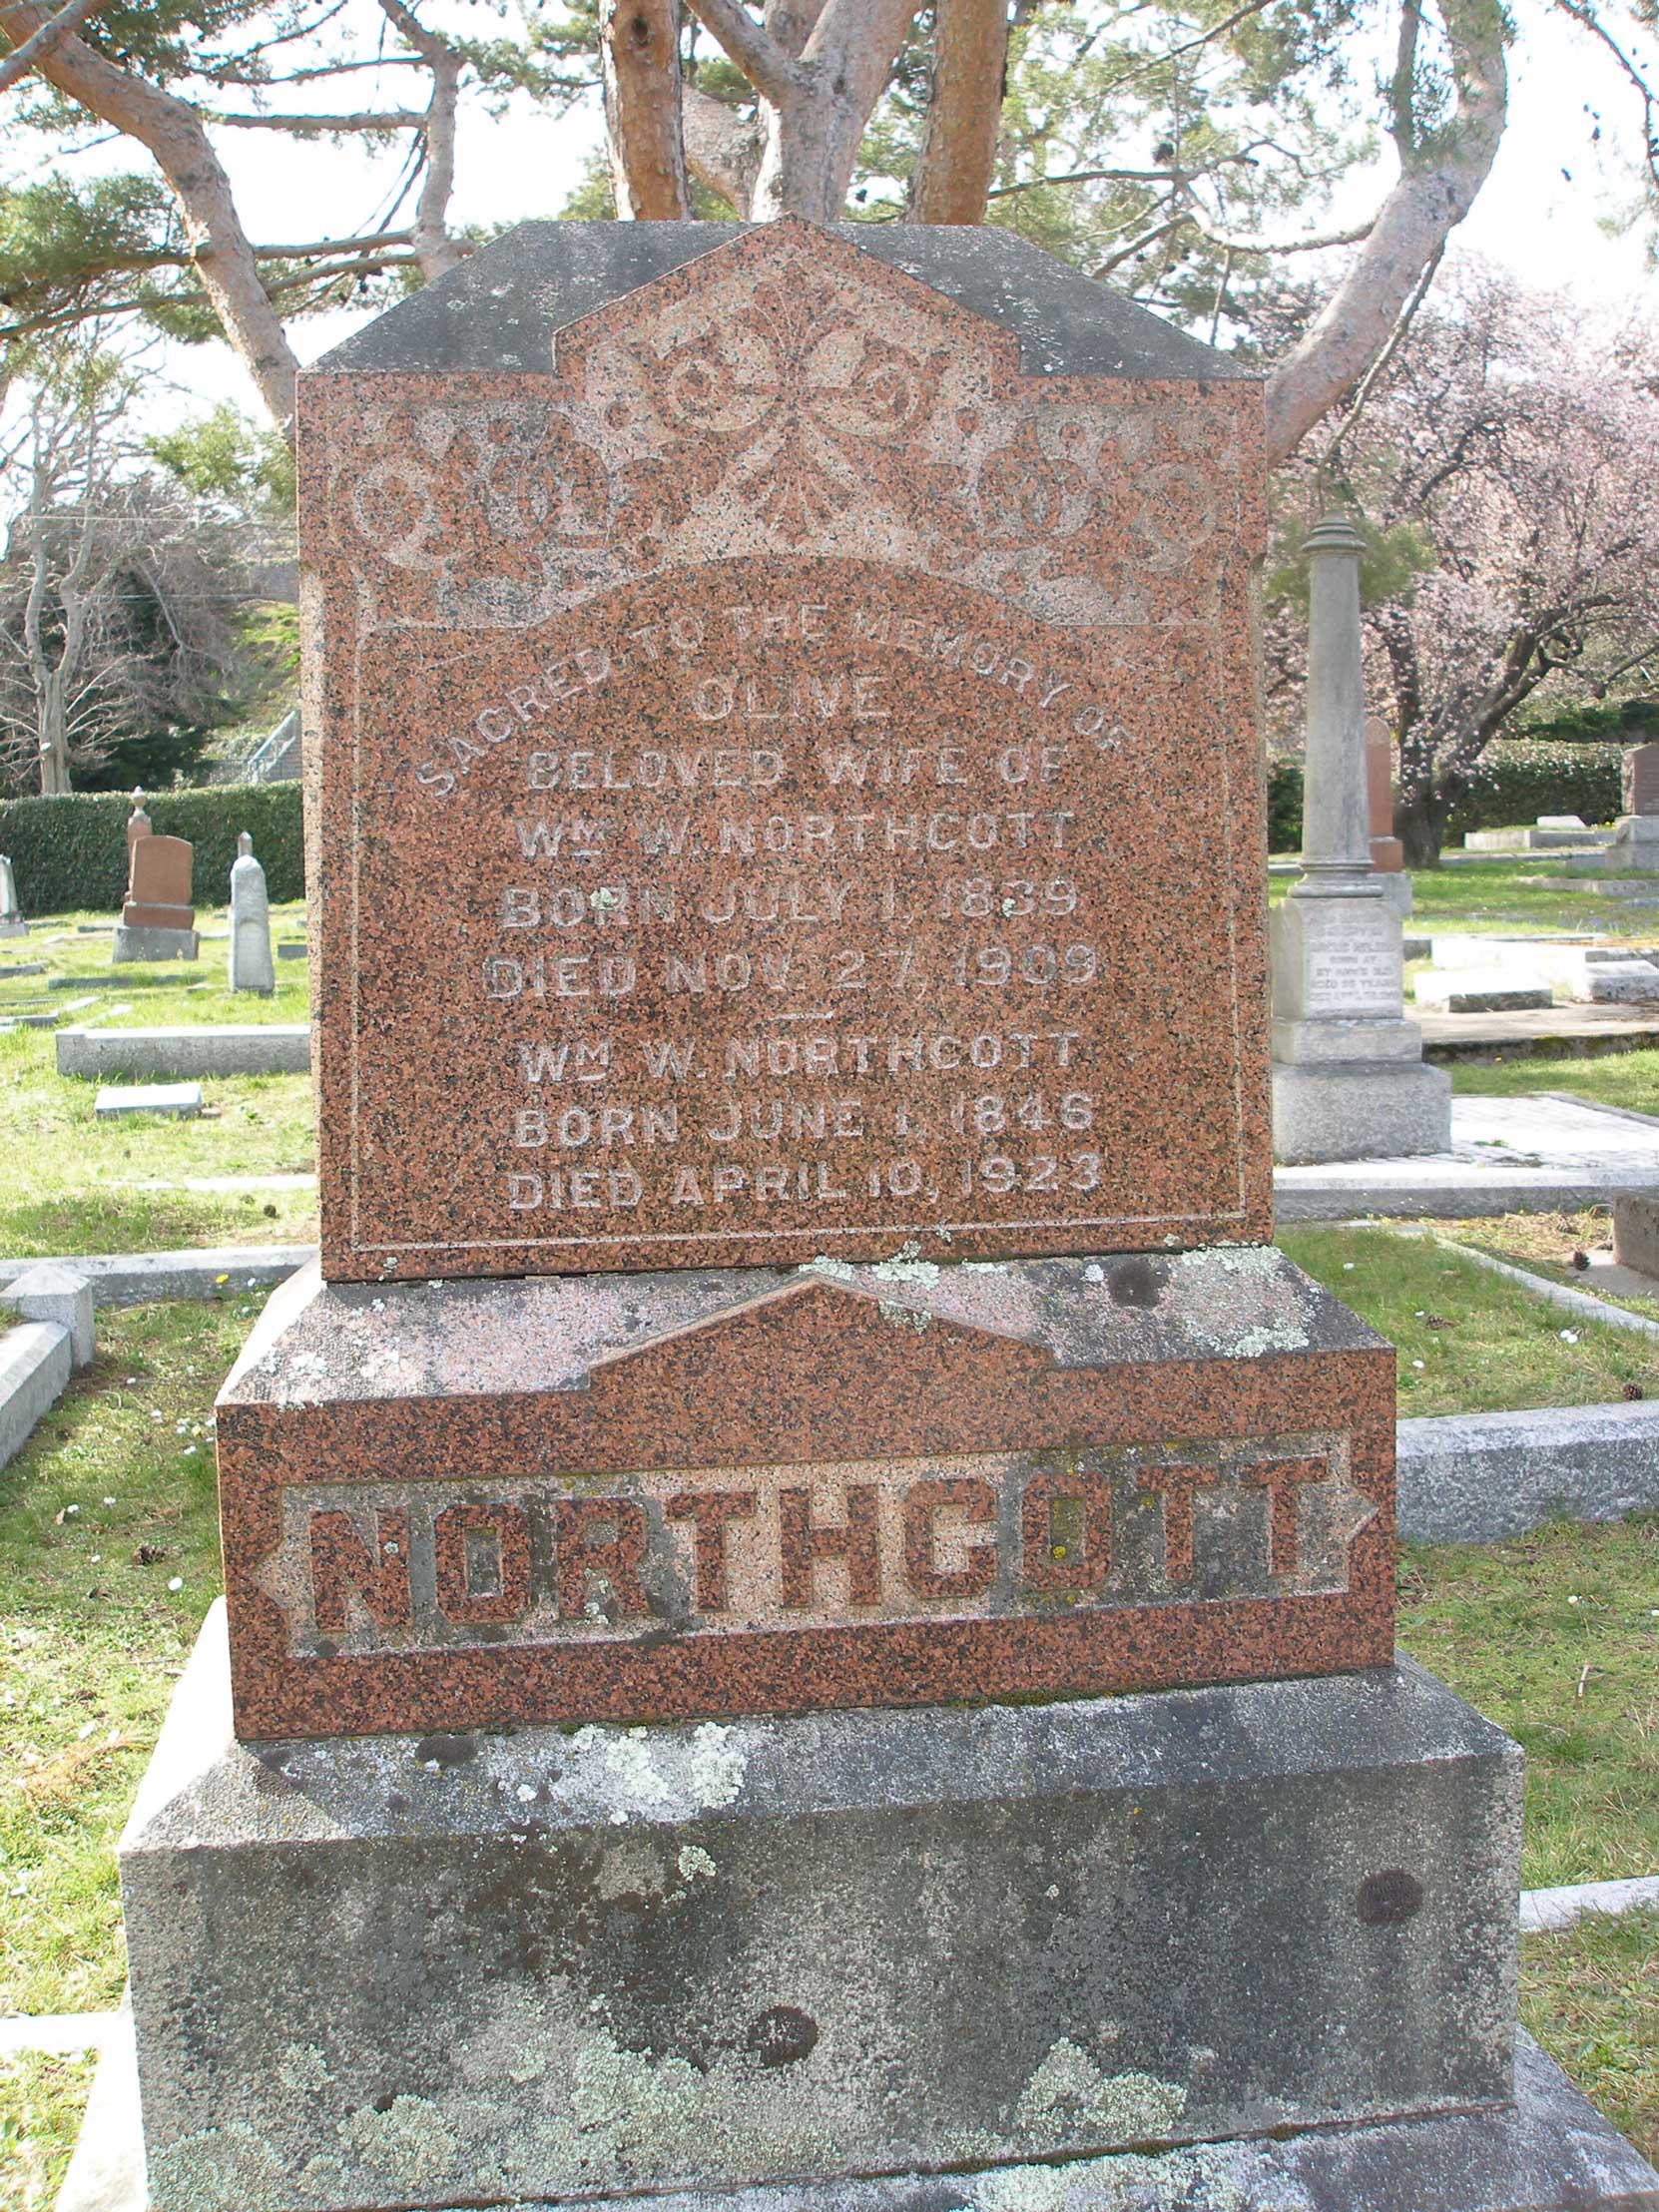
[{"x1": 228, "y1": 832, "x2": 275, "y2": 997}]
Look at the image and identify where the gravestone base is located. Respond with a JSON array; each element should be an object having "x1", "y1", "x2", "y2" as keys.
[
  {"x1": 0, "y1": 914, "x2": 26, "y2": 938},
  {"x1": 59, "y1": 2021, "x2": 1659, "y2": 2212},
  {"x1": 1271, "y1": 1058, "x2": 1453, "y2": 1164},
  {"x1": 1598, "y1": 817, "x2": 1659, "y2": 873},
  {"x1": 1377, "y1": 870, "x2": 1413, "y2": 918},
  {"x1": 116, "y1": 1606, "x2": 1550, "y2": 2212},
  {"x1": 113, "y1": 924, "x2": 199, "y2": 963}
]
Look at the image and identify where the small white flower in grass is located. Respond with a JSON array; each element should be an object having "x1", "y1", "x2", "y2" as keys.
[
  {"x1": 167, "y1": 1576, "x2": 183, "y2": 1592},
  {"x1": 1568, "y1": 1595, "x2": 1580, "y2": 1605},
  {"x1": 1343, "y1": 1262, "x2": 1356, "y2": 1272},
  {"x1": 62, "y1": 1503, "x2": 78, "y2": 1516},
  {"x1": 1411, "y1": 1359, "x2": 1425, "y2": 1370},
  {"x1": 90, "y1": 1555, "x2": 100, "y2": 1565},
  {"x1": 78, "y1": 1721, "x2": 95, "y2": 1741},
  {"x1": 1559, "y1": 1329, "x2": 1579, "y2": 1345},
  {"x1": 123, "y1": 1378, "x2": 136, "y2": 1386},
  {"x1": 182, "y1": 1445, "x2": 197, "y2": 1456},
  {"x1": 102, "y1": 1496, "x2": 115, "y2": 1506},
  {"x1": 149, "y1": 1411, "x2": 164, "y2": 1423}
]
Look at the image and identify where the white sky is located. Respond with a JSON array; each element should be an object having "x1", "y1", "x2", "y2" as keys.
[{"x1": 36, "y1": 0, "x2": 1659, "y2": 434}]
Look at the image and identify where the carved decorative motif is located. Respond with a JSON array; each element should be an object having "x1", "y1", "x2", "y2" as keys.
[{"x1": 314, "y1": 223, "x2": 1251, "y2": 636}]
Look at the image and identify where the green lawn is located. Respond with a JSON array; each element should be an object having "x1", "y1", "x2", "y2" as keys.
[
  {"x1": 1522, "y1": 1910, "x2": 1659, "y2": 2160},
  {"x1": 1279, "y1": 1225, "x2": 1659, "y2": 1415},
  {"x1": 1272, "y1": 855, "x2": 1659, "y2": 942},
  {"x1": 0, "y1": 907, "x2": 315, "y2": 1258},
  {"x1": 1447, "y1": 1046, "x2": 1659, "y2": 1113}
]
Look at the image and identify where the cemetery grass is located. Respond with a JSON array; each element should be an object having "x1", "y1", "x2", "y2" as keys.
[
  {"x1": 0, "y1": 911, "x2": 315, "y2": 1257},
  {"x1": 1270, "y1": 858, "x2": 1659, "y2": 941},
  {"x1": 1, "y1": 1309, "x2": 1658, "y2": 2193},
  {"x1": 1521, "y1": 1910, "x2": 1659, "y2": 2160},
  {"x1": 1447, "y1": 1046, "x2": 1659, "y2": 1116},
  {"x1": 1277, "y1": 1226, "x2": 1659, "y2": 1413},
  {"x1": 1441, "y1": 1207, "x2": 1659, "y2": 1327}
]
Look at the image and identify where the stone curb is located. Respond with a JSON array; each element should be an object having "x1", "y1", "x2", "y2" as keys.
[
  {"x1": 1426, "y1": 1235, "x2": 1659, "y2": 1344},
  {"x1": 55, "y1": 1025, "x2": 311, "y2": 1081},
  {"x1": 0, "y1": 1319, "x2": 72, "y2": 1471},
  {"x1": 0, "y1": 1246, "x2": 312, "y2": 1309},
  {"x1": 1277, "y1": 1167, "x2": 1659, "y2": 1221},
  {"x1": 1396, "y1": 1398, "x2": 1659, "y2": 1543}
]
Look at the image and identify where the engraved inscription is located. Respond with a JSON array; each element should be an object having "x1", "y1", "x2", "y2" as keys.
[{"x1": 257, "y1": 1435, "x2": 1374, "y2": 1659}]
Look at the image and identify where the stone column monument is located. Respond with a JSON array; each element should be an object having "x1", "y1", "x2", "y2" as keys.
[
  {"x1": 1270, "y1": 515, "x2": 1449, "y2": 1161},
  {"x1": 89, "y1": 223, "x2": 1654, "y2": 2212},
  {"x1": 228, "y1": 831, "x2": 276, "y2": 995}
]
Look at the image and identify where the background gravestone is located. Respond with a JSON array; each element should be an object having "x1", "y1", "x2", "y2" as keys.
[
  {"x1": 103, "y1": 222, "x2": 1659, "y2": 2212},
  {"x1": 0, "y1": 853, "x2": 25, "y2": 938},
  {"x1": 1603, "y1": 738, "x2": 1659, "y2": 871},
  {"x1": 114, "y1": 810, "x2": 199, "y2": 964},
  {"x1": 229, "y1": 832, "x2": 276, "y2": 995}
]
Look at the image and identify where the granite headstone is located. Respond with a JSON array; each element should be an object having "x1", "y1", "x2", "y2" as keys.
[{"x1": 300, "y1": 217, "x2": 1273, "y2": 1283}]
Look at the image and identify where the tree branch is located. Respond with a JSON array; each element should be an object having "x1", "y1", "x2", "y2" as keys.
[
  {"x1": 0, "y1": 5, "x2": 301, "y2": 433},
  {"x1": 210, "y1": 109, "x2": 427, "y2": 132},
  {"x1": 684, "y1": 0, "x2": 807, "y2": 106},
  {"x1": 683, "y1": 83, "x2": 760, "y2": 212},
  {"x1": 601, "y1": 0, "x2": 692, "y2": 219},
  {"x1": 376, "y1": 0, "x2": 464, "y2": 279},
  {"x1": 0, "y1": 0, "x2": 105, "y2": 95},
  {"x1": 910, "y1": 0, "x2": 1008, "y2": 226},
  {"x1": 1264, "y1": 0, "x2": 1509, "y2": 465}
]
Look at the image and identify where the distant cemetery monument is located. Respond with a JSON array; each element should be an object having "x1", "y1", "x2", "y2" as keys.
[
  {"x1": 91, "y1": 221, "x2": 1656, "y2": 2212},
  {"x1": 0, "y1": 853, "x2": 25, "y2": 938},
  {"x1": 228, "y1": 831, "x2": 275, "y2": 995},
  {"x1": 114, "y1": 790, "x2": 198, "y2": 962},
  {"x1": 1270, "y1": 516, "x2": 1449, "y2": 1163}
]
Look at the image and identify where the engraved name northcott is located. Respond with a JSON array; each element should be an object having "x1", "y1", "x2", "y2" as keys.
[{"x1": 302, "y1": 218, "x2": 1272, "y2": 1281}]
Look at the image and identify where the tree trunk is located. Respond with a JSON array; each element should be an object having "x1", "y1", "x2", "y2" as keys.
[
  {"x1": 37, "y1": 670, "x2": 69, "y2": 796},
  {"x1": 1395, "y1": 781, "x2": 1456, "y2": 867},
  {"x1": 602, "y1": 0, "x2": 693, "y2": 218},
  {"x1": 909, "y1": 0, "x2": 1008, "y2": 225}
]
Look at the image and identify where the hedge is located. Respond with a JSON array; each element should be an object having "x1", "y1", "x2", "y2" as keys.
[
  {"x1": 0, "y1": 782, "x2": 304, "y2": 917},
  {"x1": 1267, "y1": 740, "x2": 1625, "y2": 853}
]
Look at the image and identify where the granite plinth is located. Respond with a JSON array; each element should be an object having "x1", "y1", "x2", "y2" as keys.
[
  {"x1": 1271, "y1": 1060, "x2": 1453, "y2": 1164},
  {"x1": 112, "y1": 926, "x2": 199, "y2": 964},
  {"x1": 0, "y1": 915, "x2": 26, "y2": 938},
  {"x1": 120, "y1": 1607, "x2": 1521, "y2": 2212},
  {"x1": 214, "y1": 1248, "x2": 1395, "y2": 1741},
  {"x1": 300, "y1": 216, "x2": 1272, "y2": 1282}
]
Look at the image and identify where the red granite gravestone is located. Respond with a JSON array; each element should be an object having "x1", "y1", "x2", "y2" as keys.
[
  {"x1": 1624, "y1": 740, "x2": 1659, "y2": 818},
  {"x1": 1366, "y1": 713, "x2": 1403, "y2": 871},
  {"x1": 123, "y1": 832, "x2": 196, "y2": 931},
  {"x1": 216, "y1": 217, "x2": 1394, "y2": 1743},
  {"x1": 299, "y1": 217, "x2": 1273, "y2": 1285}
]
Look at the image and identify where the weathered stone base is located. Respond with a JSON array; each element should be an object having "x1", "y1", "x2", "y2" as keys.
[
  {"x1": 120, "y1": 1608, "x2": 1527, "y2": 2212},
  {"x1": 57, "y1": 2015, "x2": 1659, "y2": 2212},
  {"x1": 112, "y1": 925, "x2": 199, "y2": 963},
  {"x1": 1272, "y1": 1058, "x2": 1453, "y2": 1163},
  {"x1": 0, "y1": 914, "x2": 27, "y2": 937}
]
